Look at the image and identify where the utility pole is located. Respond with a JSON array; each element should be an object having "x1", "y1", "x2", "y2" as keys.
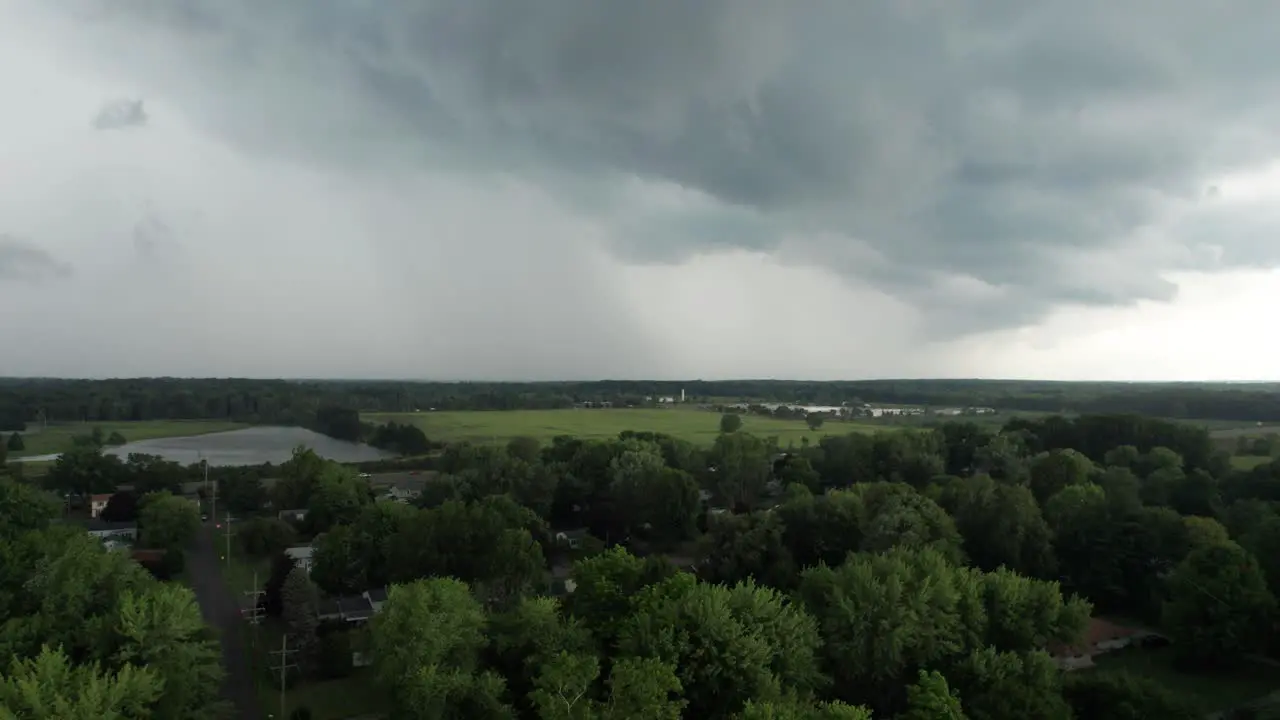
[
  {"x1": 242, "y1": 570, "x2": 264, "y2": 646},
  {"x1": 209, "y1": 474, "x2": 217, "y2": 523},
  {"x1": 224, "y1": 512, "x2": 233, "y2": 566},
  {"x1": 269, "y1": 633, "x2": 298, "y2": 719}
]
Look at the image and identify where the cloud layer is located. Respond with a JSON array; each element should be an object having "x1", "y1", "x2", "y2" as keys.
[
  {"x1": 3, "y1": 1, "x2": 1280, "y2": 379},
  {"x1": 0, "y1": 236, "x2": 71, "y2": 282},
  {"x1": 92, "y1": 98, "x2": 148, "y2": 130}
]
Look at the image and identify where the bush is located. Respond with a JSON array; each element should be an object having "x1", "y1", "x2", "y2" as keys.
[
  {"x1": 316, "y1": 630, "x2": 354, "y2": 679},
  {"x1": 161, "y1": 548, "x2": 186, "y2": 577}
]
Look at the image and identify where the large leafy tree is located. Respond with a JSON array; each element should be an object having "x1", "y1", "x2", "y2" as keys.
[
  {"x1": 1162, "y1": 540, "x2": 1277, "y2": 668},
  {"x1": 901, "y1": 670, "x2": 966, "y2": 720},
  {"x1": 281, "y1": 567, "x2": 321, "y2": 664},
  {"x1": 138, "y1": 491, "x2": 200, "y2": 550},
  {"x1": 798, "y1": 547, "x2": 978, "y2": 713},
  {"x1": 933, "y1": 475, "x2": 1056, "y2": 578},
  {"x1": 618, "y1": 573, "x2": 825, "y2": 719},
  {"x1": 45, "y1": 446, "x2": 124, "y2": 499},
  {"x1": 370, "y1": 578, "x2": 511, "y2": 719},
  {"x1": 0, "y1": 646, "x2": 161, "y2": 720},
  {"x1": 707, "y1": 432, "x2": 774, "y2": 510},
  {"x1": 566, "y1": 547, "x2": 675, "y2": 650},
  {"x1": 106, "y1": 584, "x2": 227, "y2": 719},
  {"x1": 1028, "y1": 449, "x2": 1095, "y2": 504},
  {"x1": 0, "y1": 522, "x2": 224, "y2": 718},
  {"x1": 782, "y1": 484, "x2": 964, "y2": 571},
  {"x1": 942, "y1": 647, "x2": 1071, "y2": 720},
  {"x1": 697, "y1": 511, "x2": 797, "y2": 590}
]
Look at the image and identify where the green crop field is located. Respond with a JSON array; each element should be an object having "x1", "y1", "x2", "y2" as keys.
[
  {"x1": 8, "y1": 420, "x2": 246, "y2": 458},
  {"x1": 363, "y1": 408, "x2": 886, "y2": 447}
]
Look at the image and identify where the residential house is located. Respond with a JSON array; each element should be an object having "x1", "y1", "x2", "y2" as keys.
[
  {"x1": 284, "y1": 545, "x2": 315, "y2": 574},
  {"x1": 89, "y1": 493, "x2": 114, "y2": 518},
  {"x1": 317, "y1": 594, "x2": 377, "y2": 624},
  {"x1": 363, "y1": 587, "x2": 388, "y2": 613},
  {"x1": 85, "y1": 520, "x2": 137, "y2": 551},
  {"x1": 383, "y1": 486, "x2": 418, "y2": 504}
]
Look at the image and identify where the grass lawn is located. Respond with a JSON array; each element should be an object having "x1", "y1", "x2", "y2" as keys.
[
  {"x1": 1232, "y1": 455, "x2": 1274, "y2": 470},
  {"x1": 10, "y1": 420, "x2": 246, "y2": 458},
  {"x1": 258, "y1": 668, "x2": 388, "y2": 720},
  {"x1": 217, "y1": 528, "x2": 272, "y2": 598},
  {"x1": 215, "y1": 537, "x2": 387, "y2": 720},
  {"x1": 363, "y1": 408, "x2": 886, "y2": 447},
  {"x1": 245, "y1": 616, "x2": 388, "y2": 719},
  {"x1": 1092, "y1": 646, "x2": 1280, "y2": 713}
]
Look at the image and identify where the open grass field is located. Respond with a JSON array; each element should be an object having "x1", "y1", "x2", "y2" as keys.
[
  {"x1": 9, "y1": 420, "x2": 246, "y2": 458},
  {"x1": 1232, "y1": 455, "x2": 1275, "y2": 470},
  {"x1": 1207, "y1": 423, "x2": 1280, "y2": 437},
  {"x1": 1093, "y1": 646, "x2": 1280, "y2": 713},
  {"x1": 363, "y1": 408, "x2": 887, "y2": 447}
]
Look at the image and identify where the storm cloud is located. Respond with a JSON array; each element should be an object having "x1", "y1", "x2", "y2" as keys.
[
  {"x1": 0, "y1": 236, "x2": 71, "y2": 282},
  {"x1": 3, "y1": 0, "x2": 1280, "y2": 379},
  {"x1": 47, "y1": 0, "x2": 1280, "y2": 333}
]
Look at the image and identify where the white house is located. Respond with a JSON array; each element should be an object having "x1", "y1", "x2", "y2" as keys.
[
  {"x1": 89, "y1": 494, "x2": 114, "y2": 518},
  {"x1": 284, "y1": 545, "x2": 315, "y2": 574}
]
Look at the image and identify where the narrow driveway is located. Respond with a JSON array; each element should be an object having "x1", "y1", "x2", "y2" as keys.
[{"x1": 189, "y1": 525, "x2": 263, "y2": 720}]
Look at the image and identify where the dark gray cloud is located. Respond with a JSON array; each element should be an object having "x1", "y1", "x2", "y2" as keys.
[
  {"x1": 0, "y1": 235, "x2": 71, "y2": 282},
  {"x1": 92, "y1": 98, "x2": 147, "y2": 130},
  {"x1": 50, "y1": 0, "x2": 1280, "y2": 335}
]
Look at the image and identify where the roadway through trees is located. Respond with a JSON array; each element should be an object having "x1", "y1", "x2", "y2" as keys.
[{"x1": 189, "y1": 525, "x2": 264, "y2": 720}]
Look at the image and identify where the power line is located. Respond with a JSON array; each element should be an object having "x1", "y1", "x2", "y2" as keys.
[
  {"x1": 242, "y1": 570, "x2": 264, "y2": 634},
  {"x1": 269, "y1": 633, "x2": 299, "y2": 719}
]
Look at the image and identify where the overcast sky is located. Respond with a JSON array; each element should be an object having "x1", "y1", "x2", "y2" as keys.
[{"x1": 2, "y1": 1, "x2": 1279, "y2": 381}]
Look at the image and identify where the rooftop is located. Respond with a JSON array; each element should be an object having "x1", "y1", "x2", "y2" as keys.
[
  {"x1": 284, "y1": 545, "x2": 314, "y2": 560},
  {"x1": 83, "y1": 519, "x2": 137, "y2": 532}
]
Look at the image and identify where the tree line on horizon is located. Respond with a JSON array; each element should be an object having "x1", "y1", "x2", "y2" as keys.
[{"x1": 2, "y1": 377, "x2": 1280, "y2": 431}]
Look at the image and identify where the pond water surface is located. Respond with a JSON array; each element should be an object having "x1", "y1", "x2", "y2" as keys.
[{"x1": 19, "y1": 426, "x2": 396, "y2": 466}]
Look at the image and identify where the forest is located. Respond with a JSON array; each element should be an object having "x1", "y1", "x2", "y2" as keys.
[
  {"x1": 3, "y1": 376, "x2": 1280, "y2": 430},
  {"x1": 8, "y1": 411, "x2": 1280, "y2": 717}
]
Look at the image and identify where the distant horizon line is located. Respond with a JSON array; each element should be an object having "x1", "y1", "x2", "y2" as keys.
[{"x1": 2, "y1": 376, "x2": 1278, "y2": 385}]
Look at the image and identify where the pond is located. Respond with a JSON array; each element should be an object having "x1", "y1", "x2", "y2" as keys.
[{"x1": 17, "y1": 426, "x2": 396, "y2": 467}]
